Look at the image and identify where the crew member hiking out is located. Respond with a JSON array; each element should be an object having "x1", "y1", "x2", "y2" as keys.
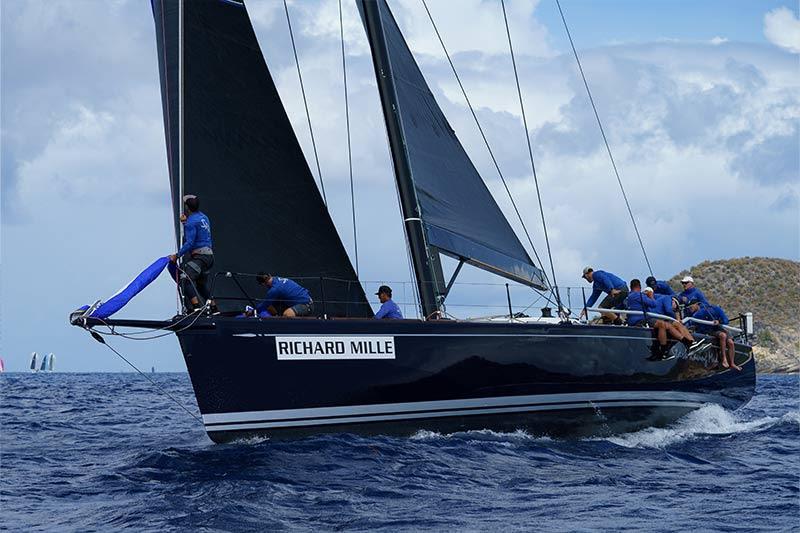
[
  {"x1": 688, "y1": 299, "x2": 740, "y2": 371},
  {"x1": 254, "y1": 274, "x2": 314, "y2": 317},
  {"x1": 169, "y1": 195, "x2": 214, "y2": 313},
  {"x1": 374, "y1": 285, "x2": 403, "y2": 319},
  {"x1": 580, "y1": 267, "x2": 628, "y2": 324},
  {"x1": 678, "y1": 275, "x2": 708, "y2": 306}
]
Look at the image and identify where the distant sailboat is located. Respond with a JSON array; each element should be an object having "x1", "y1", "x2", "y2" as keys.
[
  {"x1": 40, "y1": 354, "x2": 48, "y2": 372},
  {"x1": 48, "y1": 353, "x2": 55, "y2": 372},
  {"x1": 0, "y1": 357, "x2": 5, "y2": 373},
  {"x1": 30, "y1": 352, "x2": 38, "y2": 372}
]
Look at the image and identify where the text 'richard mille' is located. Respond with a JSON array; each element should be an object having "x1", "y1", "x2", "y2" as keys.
[{"x1": 275, "y1": 336, "x2": 396, "y2": 360}]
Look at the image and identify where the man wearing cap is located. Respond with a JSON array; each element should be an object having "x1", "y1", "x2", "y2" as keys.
[
  {"x1": 580, "y1": 267, "x2": 628, "y2": 324},
  {"x1": 678, "y1": 276, "x2": 708, "y2": 306},
  {"x1": 643, "y1": 287, "x2": 700, "y2": 349},
  {"x1": 645, "y1": 276, "x2": 675, "y2": 297},
  {"x1": 374, "y1": 285, "x2": 403, "y2": 320},
  {"x1": 168, "y1": 194, "x2": 214, "y2": 312}
]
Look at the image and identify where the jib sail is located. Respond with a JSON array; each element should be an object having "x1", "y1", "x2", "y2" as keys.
[
  {"x1": 151, "y1": 0, "x2": 370, "y2": 317},
  {"x1": 359, "y1": 0, "x2": 547, "y2": 315}
]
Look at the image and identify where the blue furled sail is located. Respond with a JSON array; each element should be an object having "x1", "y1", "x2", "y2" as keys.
[
  {"x1": 90, "y1": 257, "x2": 171, "y2": 319},
  {"x1": 359, "y1": 0, "x2": 547, "y2": 290}
]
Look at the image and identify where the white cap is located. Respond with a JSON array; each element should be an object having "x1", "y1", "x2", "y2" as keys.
[
  {"x1": 582, "y1": 266, "x2": 593, "y2": 276},
  {"x1": 681, "y1": 275, "x2": 694, "y2": 283},
  {"x1": 643, "y1": 286, "x2": 654, "y2": 293}
]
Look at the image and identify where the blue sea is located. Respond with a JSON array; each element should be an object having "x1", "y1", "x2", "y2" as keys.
[{"x1": 1, "y1": 373, "x2": 797, "y2": 532}]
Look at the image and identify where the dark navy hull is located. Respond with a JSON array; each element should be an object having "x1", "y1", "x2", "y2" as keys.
[{"x1": 172, "y1": 318, "x2": 755, "y2": 443}]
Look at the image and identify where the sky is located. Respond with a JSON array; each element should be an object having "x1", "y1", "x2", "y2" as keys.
[{"x1": 1, "y1": 0, "x2": 798, "y2": 372}]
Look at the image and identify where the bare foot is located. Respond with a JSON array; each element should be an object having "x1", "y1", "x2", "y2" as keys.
[
  {"x1": 732, "y1": 364, "x2": 742, "y2": 371},
  {"x1": 721, "y1": 359, "x2": 730, "y2": 369}
]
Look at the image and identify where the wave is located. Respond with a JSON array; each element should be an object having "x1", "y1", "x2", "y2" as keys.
[
  {"x1": 602, "y1": 404, "x2": 799, "y2": 449},
  {"x1": 410, "y1": 428, "x2": 552, "y2": 443}
]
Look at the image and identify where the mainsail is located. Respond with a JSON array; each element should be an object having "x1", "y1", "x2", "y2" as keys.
[
  {"x1": 359, "y1": 0, "x2": 547, "y2": 315},
  {"x1": 151, "y1": 0, "x2": 370, "y2": 316}
]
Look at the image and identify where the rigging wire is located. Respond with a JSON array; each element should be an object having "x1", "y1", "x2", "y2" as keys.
[
  {"x1": 419, "y1": 0, "x2": 550, "y2": 287},
  {"x1": 90, "y1": 333, "x2": 202, "y2": 423},
  {"x1": 283, "y1": 0, "x2": 328, "y2": 206},
  {"x1": 339, "y1": 0, "x2": 359, "y2": 276},
  {"x1": 554, "y1": 0, "x2": 654, "y2": 277},
  {"x1": 500, "y1": 0, "x2": 563, "y2": 312}
]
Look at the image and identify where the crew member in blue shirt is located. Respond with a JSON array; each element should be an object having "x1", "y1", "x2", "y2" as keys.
[
  {"x1": 579, "y1": 267, "x2": 628, "y2": 324},
  {"x1": 687, "y1": 299, "x2": 740, "y2": 371},
  {"x1": 374, "y1": 285, "x2": 403, "y2": 320},
  {"x1": 643, "y1": 287, "x2": 698, "y2": 348},
  {"x1": 645, "y1": 276, "x2": 675, "y2": 297},
  {"x1": 678, "y1": 276, "x2": 708, "y2": 306},
  {"x1": 254, "y1": 274, "x2": 314, "y2": 317},
  {"x1": 168, "y1": 195, "x2": 214, "y2": 312}
]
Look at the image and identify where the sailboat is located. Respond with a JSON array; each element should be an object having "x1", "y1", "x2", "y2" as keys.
[
  {"x1": 48, "y1": 353, "x2": 55, "y2": 372},
  {"x1": 72, "y1": 0, "x2": 754, "y2": 442},
  {"x1": 40, "y1": 354, "x2": 48, "y2": 372},
  {"x1": 30, "y1": 352, "x2": 38, "y2": 373}
]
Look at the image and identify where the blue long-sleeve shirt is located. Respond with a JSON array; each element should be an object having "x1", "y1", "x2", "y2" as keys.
[
  {"x1": 374, "y1": 299, "x2": 403, "y2": 319},
  {"x1": 624, "y1": 291, "x2": 657, "y2": 326},
  {"x1": 653, "y1": 294, "x2": 675, "y2": 319},
  {"x1": 678, "y1": 286, "x2": 708, "y2": 305},
  {"x1": 256, "y1": 277, "x2": 311, "y2": 315},
  {"x1": 653, "y1": 280, "x2": 675, "y2": 297},
  {"x1": 177, "y1": 212, "x2": 213, "y2": 257},
  {"x1": 691, "y1": 304, "x2": 729, "y2": 334},
  {"x1": 586, "y1": 270, "x2": 627, "y2": 307}
]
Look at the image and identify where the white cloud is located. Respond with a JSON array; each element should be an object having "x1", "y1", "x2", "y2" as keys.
[
  {"x1": 17, "y1": 99, "x2": 167, "y2": 204},
  {"x1": 764, "y1": 7, "x2": 800, "y2": 54}
]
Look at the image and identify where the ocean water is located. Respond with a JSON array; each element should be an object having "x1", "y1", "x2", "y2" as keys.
[{"x1": 1, "y1": 373, "x2": 797, "y2": 532}]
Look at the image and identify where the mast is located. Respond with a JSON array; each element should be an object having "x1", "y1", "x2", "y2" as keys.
[{"x1": 359, "y1": 0, "x2": 445, "y2": 318}]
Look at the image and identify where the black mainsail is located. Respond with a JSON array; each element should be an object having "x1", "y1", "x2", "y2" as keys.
[
  {"x1": 151, "y1": 0, "x2": 370, "y2": 317},
  {"x1": 358, "y1": 0, "x2": 547, "y2": 317}
]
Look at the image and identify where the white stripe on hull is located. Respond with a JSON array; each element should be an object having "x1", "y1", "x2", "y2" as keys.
[
  {"x1": 205, "y1": 400, "x2": 705, "y2": 433},
  {"x1": 203, "y1": 390, "x2": 717, "y2": 429}
]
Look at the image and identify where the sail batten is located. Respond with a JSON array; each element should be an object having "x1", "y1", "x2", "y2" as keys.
[
  {"x1": 359, "y1": 0, "x2": 547, "y2": 292},
  {"x1": 152, "y1": 0, "x2": 370, "y2": 317}
]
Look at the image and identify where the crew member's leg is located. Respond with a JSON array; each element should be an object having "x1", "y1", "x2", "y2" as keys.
[
  {"x1": 597, "y1": 293, "x2": 617, "y2": 324},
  {"x1": 727, "y1": 337, "x2": 741, "y2": 371},
  {"x1": 180, "y1": 256, "x2": 210, "y2": 311},
  {"x1": 717, "y1": 331, "x2": 729, "y2": 368}
]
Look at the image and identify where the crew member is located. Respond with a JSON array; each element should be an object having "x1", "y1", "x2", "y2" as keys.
[
  {"x1": 626, "y1": 280, "x2": 670, "y2": 358},
  {"x1": 687, "y1": 300, "x2": 740, "y2": 371},
  {"x1": 678, "y1": 276, "x2": 708, "y2": 306},
  {"x1": 374, "y1": 285, "x2": 403, "y2": 319},
  {"x1": 644, "y1": 287, "x2": 698, "y2": 349},
  {"x1": 254, "y1": 274, "x2": 314, "y2": 317},
  {"x1": 645, "y1": 276, "x2": 675, "y2": 297},
  {"x1": 580, "y1": 267, "x2": 628, "y2": 324},
  {"x1": 168, "y1": 194, "x2": 214, "y2": 312}
]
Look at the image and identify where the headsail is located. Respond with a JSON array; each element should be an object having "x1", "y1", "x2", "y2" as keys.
[
  {"x1": 359, "y1": 0, "x2": 547, "y2": 309},
  {"x1": 151, "y1": 0, "x2": 370, "y2": 316}
]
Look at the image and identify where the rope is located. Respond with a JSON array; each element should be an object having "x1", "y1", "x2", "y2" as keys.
[
  {"x1": 283, "y1": 0, "x2": 327, "y2": 206},
  {"x1": 90, "y1": 333, "x2": 202, "y2": 423},
  {"x1": 555, "y1": 0, "x2": 653, "y2": 277},
  {"x1": 419, "y1": 0, "x2": 550, "y2": 288},
  {"x1": 339, "y1": 0, "x2": 359, "y2": 275},
  {"x1": 500, "y1": 0, "x2": 563, "y2": 313}
]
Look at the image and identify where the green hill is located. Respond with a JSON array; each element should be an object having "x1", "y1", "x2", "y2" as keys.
[{"x1": 668, "y1": 257, "x2": 799, "y2": 373}]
